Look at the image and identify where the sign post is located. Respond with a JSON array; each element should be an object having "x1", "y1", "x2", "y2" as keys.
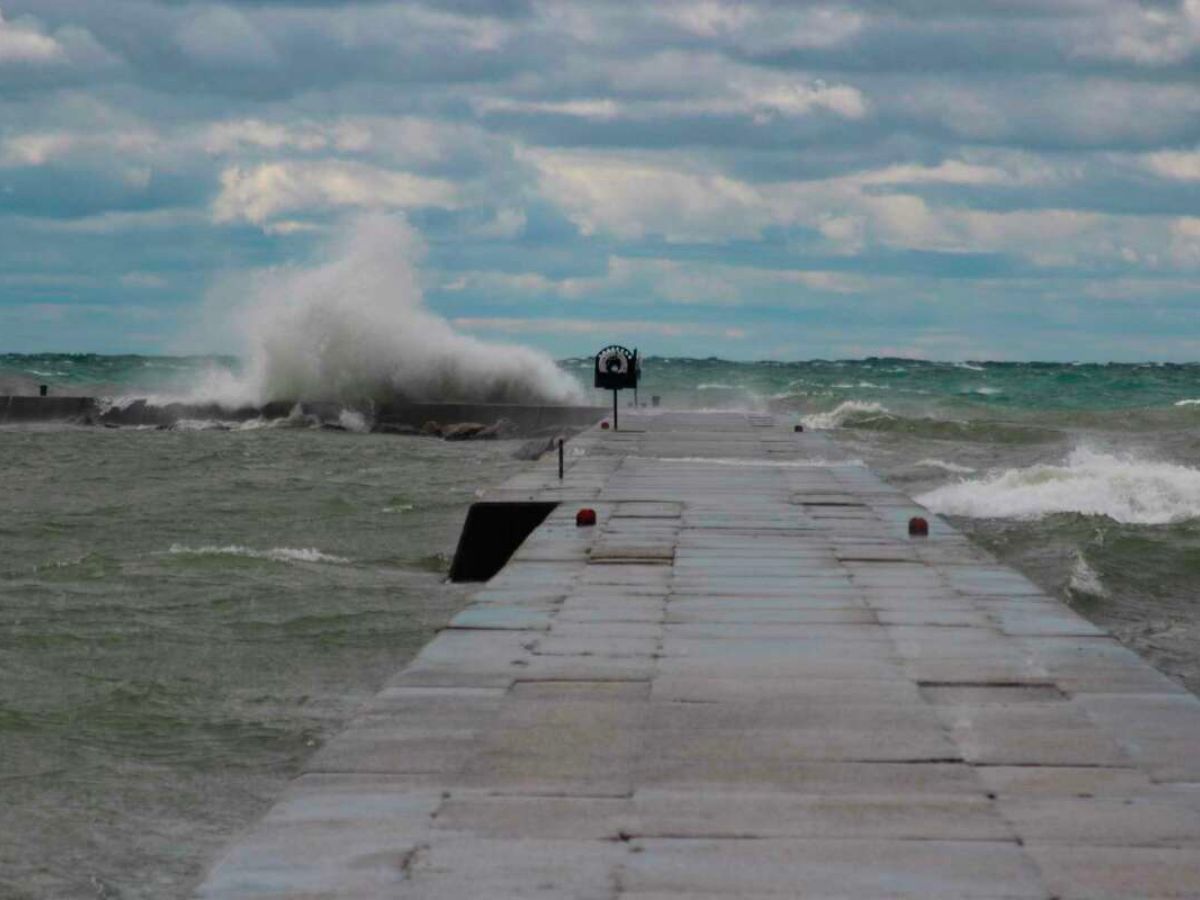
[{"x1": 593, "y1": 345, "x2": 639, "y2": 432}]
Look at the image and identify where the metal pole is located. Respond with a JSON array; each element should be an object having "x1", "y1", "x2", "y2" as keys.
[
  {"x1": 612, "y1": 389, "x2": 619, "y2": 431},
  {"x1": 558, "y1": 438, "x2": 564, "y2": 480}
]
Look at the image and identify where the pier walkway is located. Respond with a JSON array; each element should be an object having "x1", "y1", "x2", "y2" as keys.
[{"x1": 197, "y1": 411, "x2": 1200, "y2": 898}]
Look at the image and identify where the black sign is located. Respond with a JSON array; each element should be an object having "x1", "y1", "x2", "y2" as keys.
[{"x1": 594, "y1": 345, "x2": 639, "y2": 390}]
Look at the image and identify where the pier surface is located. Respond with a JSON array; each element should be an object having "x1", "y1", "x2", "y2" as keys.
[{"x1": 196, "y1": 411, "x2": 1200, "y2": 899}]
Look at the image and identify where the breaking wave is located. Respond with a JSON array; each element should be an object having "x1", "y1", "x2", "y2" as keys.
[
  {"x1": 193, "y1": 214, "x2": 583, "y2": 407},
  {"x1": 798, "y1": 401, "x2": 1056, "y2": 444},
  {"x1": 800, "y1": 400, "x2": 889, "y2": 430},
  {"x1": 916, "y1": 448, "x2": 1200, "y2": 525}
]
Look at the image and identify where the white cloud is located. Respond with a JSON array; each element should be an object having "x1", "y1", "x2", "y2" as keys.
[
  {"x1": 0, "y1": 10, "x2": 64, "y2": 64},
  {"x1": 525, "y1": 149, "x2": 781, "y2": 242},
  {"x1": 450, "y1": 256, "x2": 875, "y2": 307},
  {"x1": 656, "y1": 2, "x2": 863, "y2": 51},
  {"x1": 0, "y1": 128, "x2": 160, "y2": 167},
  {"x1": 1069, "y1": 0, "x2": 1200, "y2": 67},
  {"x1": 1143, "y1": 150, "x2": 1200, "y2": 182},
  {"x1": 212, "y1": 161, "x2": 461, "y2": 226},
  {"x1": 1170, "y1": 217, "x2": 1200, "y2": 266},
  {"x1": 525, "y1": 147, "x2": 1194, "y2": 269}
]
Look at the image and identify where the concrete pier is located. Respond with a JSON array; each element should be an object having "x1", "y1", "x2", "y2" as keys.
[{"x1": 195, "y1": 411, "x2": 1200, "y2": 899}]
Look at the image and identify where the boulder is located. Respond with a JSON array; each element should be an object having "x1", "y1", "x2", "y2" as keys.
[{"x1": 441, "y1": 422, "x2": 487, "y2": 441}]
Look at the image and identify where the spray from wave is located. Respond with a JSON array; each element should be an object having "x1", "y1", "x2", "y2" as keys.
[
  {"x1": 193, "y1": 214, "x2": 583, "y2": 407},
  {"x1": 916, "y1": 447, "x2": 1200, "y2": 525},
  {"x1": 1066, "y1": 551, "x2": 1108, "y2": 600}
]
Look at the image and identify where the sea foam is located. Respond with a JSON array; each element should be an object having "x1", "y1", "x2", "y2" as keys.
[{"x1": 916, "y1": 447, "x2": 1200, "y2": 525}]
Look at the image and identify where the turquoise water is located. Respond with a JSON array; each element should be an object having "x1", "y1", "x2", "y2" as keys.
[{"x1": 3, "y1": 353, "x2": 1200, "y2": 897}]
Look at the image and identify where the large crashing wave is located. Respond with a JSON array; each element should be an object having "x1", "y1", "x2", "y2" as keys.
[
  {"x1": 917, "y1": 447, "x2": 1200, "y2": 525},
  {"x1": 196, "y1": 215, "x2": 583, "y2": 407}
]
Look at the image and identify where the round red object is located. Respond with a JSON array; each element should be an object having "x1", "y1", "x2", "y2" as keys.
[
  {"x1": 576, "y1": 508, "x2": 597, "y2": 527},
  {"x1": 908, "y1": 516, "x2": 930, "y2": 537},
  {"x1": 600, "y1": 421, "x2": 610, "y2": 430}
]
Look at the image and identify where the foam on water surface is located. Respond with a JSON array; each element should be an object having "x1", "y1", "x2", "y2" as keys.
[{"x1": 168, "y1": 544, "x2": 351, "y2": 564}]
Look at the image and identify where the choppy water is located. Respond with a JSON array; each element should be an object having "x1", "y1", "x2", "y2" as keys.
[
  {"x1": 3, "y1": 353, "x2": 1200, "y2": 897},
  {"x1": 0, "y1": 423, "x2": 528, "y2": 899}
]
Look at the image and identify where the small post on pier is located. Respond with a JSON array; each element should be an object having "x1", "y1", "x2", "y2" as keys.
[
  {"x1": 558, "y1": 438, "x2": 564, "y2": 480},
  {"x1": 39, "y1": 384, "x2": 47, "y2": 397},
  {"x1": 594, "y1": 345, "x2": 639, "y2": 433}
]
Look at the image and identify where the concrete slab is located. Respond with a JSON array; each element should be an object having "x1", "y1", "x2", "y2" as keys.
[
  {"x1": 1027, "y1": 844, "x2": 1200, "y2": 900},
  {"x1": 195, "y1": 413, "x2": 1200, "y2": 900},
  {"x1": 622, "y1": 838, "x2": 1046, "y2": 898}
]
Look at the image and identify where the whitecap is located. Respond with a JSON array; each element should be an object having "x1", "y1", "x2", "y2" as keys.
[
  {"x1": 800, "y1": 400, "x2": 888, "y2": 430},
  {"x1": 168, "y1": 544, "x2": 350, "y2": 564},
  {"x1": 1175, "y1": 399, "x2": 1200, "y2": 407},
  {"x1": 913, "y1": 458, "x2": 977, "y2": 475},
  {"x1": 916, "y1": 447, "x2": 1200, "y2": 525}
]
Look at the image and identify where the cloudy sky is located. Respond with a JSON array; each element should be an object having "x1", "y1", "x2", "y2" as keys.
[{"x1": 1, "y1": 0, "x2": 1198, "y2": 360}]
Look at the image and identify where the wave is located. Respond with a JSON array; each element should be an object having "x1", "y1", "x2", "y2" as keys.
[
  {"x1": 189, "y1": 214, "x2": 583, "y2": 408},
  {"x1": 167, "y1": 544, "x2": 350, "y2": 564},
  {"x1": 1175, "y1": 399, "x2": 1200, "y2": 407},
  {"x1": 916, "y1": 447, "x2": 1200, "y2": 525},
  {"x1": 797, "y1": 401, "x2": 1056, "y2": 444},
  {"x1": 801, "y1": 400, "x2": 889, "y2": 430},
  {"x1": 913, "y1": 458, "x2": 977, "y2": 474}
]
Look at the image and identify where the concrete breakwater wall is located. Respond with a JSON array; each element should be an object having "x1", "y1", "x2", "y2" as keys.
[{"x1": 0, "y1": 395, "x2": 604, "y2": 432}]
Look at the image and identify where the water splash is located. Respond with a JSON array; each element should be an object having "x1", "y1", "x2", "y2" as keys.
[{"x1": 194, "y1": 214, "x2": 583, "y2": 408}]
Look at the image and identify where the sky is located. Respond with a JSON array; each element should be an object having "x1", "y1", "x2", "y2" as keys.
[{"x1": 0, "y1": 0, "x2": 1198, "y2": 362}]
